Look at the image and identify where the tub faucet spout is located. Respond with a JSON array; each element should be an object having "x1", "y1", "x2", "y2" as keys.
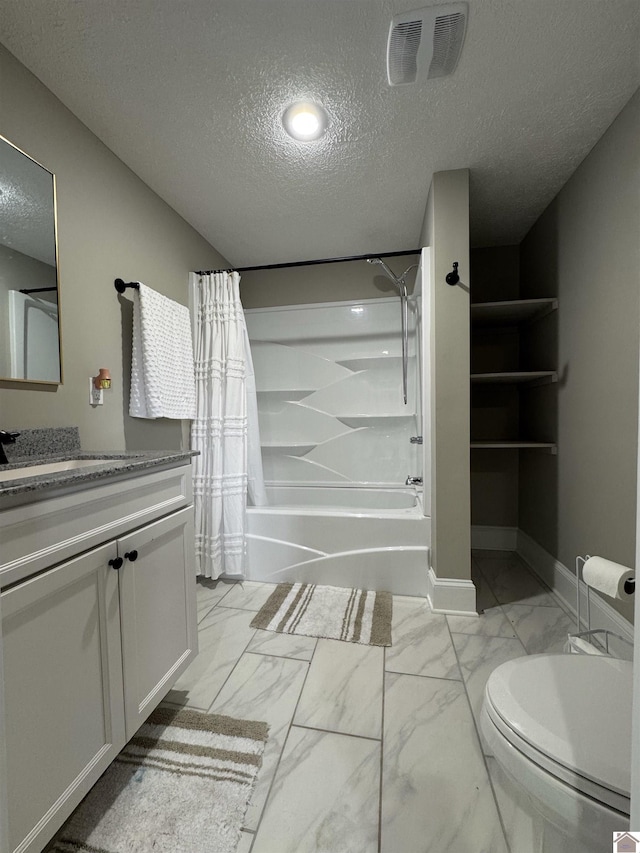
[{"x1": 405, "y1": 475, "x2": 422, "y2": 486}]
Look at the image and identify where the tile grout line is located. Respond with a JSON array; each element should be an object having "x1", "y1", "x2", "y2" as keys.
[
  {"x1": 204, "y1": 620, "x2": 262, "y2": 715},
  {"x1": 245, "y1": 648, "x2": 314, "y2": 663},
  {"x1": 291, "y1": 722, "x2": 382, "y2": 743},
  {"x1": 165, "y1": 585, "x2": 268, "y2": 853},
  {"x1": 474, "y1": 552, "x2": 573, "y2": 652},
  {"x1": 475, "y1": 549, "x2": 569, "y2": 611},
  {"x1": 473, "y1": 559, "x2": 529, "y2": 657},
  {"x1": 169, "y1": 601, "x2": 260, "y2": 714},
  {"x1": 383, "y1": 668, "x2": 463, "y2": 683},
  {"x1": 445, "y1": 614, "x2": 513, "y2": 853},
  {"x1": 247, "y1": 633, "x2": 319, "y2": 844},
  {"x1": 196, "y1": 578, "x2": 233, "y2": 612},
  {"x1": 446, "y1": 620, "x2": 520, "y2": 641},
  {"x1": 195, "y1": 586, "x2": 237, "y2": 626},
  {"x1": 377, "y1": 644, "x2": 386, "y2": 853},
  {"x1": 448, "y1": 628, "x2": 527, "y2": 655}
]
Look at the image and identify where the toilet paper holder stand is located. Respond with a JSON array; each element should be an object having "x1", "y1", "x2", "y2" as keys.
[{"x1": 569, "y1": 556, "x2": 634, "y2": 658}]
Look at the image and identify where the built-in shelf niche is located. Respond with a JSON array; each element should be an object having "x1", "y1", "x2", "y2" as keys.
[
  {"x1": 470, "y1": 296, "x2": 558, "y2": 453},
  {"x1": 471, "y1": 371, "x2": 557, "y2": 385},
  {"x1": 470, "y1": 441, "x2": 557, "y2": 454},
  {"x1": 471, "y1": 297, "x2": 558, "y2": 327}
]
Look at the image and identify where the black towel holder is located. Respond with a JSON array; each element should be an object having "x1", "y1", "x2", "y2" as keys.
[
  {"x1": 114, "y1": 278, "x2": 140, "y2": 294},
  {"x1": 445, "y1": 262, "x2": 460, "y2": 286}
]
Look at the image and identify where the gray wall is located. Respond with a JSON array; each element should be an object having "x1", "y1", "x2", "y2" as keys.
[
  {"x1": 240, "y1": 254, "x2": 419, "y2": 308},
  {"x1": 519, "y1": 88, "x2": 640, "y2": 622},
  {"x1": 420, "y1": 169, "x2": 471, "y2": 581},
  {"x1": 0, "y1": 44, "x2": 228, "y2": 451}
]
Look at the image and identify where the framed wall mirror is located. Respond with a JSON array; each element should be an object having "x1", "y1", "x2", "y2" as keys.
[{"x1": 0, "y1": 134, "x2": 62, "y2": 384}]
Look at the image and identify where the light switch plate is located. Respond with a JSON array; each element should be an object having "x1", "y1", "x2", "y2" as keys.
[{"x1": 89, "y1": 378, "x2": 103, "y2": 406}]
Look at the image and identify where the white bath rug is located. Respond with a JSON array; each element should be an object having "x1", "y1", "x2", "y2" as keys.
[
  {"x1": 250, "y1": 582, "x2": 392, "y2": 646},
  {"x1": 49, "y1": 706, "x2": 268, "y2": 853}
]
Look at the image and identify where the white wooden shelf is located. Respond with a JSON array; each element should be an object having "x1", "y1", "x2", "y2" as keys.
[
  {"x1": 471, "y1": 441, "x2": 557, "y2": 454},
  {"x1": 471, "y1": 371, "x2": 557, "y2": 385},
  {"x1": 471, "y1": 298, "x2": 557, "y2": 327}
]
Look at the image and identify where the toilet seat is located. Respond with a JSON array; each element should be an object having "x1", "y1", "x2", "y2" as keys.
[{"x1": 484, "y1": 654, "x2": 632, "y2": 816}]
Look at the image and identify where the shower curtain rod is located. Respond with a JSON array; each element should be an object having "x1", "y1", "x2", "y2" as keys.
[{"x1": 195, "y1": 249, "x2": 420, "y2": 276}]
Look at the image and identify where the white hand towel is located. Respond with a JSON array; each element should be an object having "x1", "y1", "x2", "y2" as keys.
[{"x1": 129, "y1": 282, "x2": 196, "y2": 419}]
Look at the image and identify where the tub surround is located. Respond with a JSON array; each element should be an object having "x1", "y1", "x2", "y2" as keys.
[
  {"x1": 245, "y1": 298, "x2": 421, "y2": 488},
  {"x1": 247, "y1": 486, "x2": 429, "y2": 596},
  {"x1": 244, "y1": 296, "x2": 430, "y2": 597}
]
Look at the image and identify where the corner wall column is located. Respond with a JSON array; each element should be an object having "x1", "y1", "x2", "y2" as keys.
[{"x1": 420, "y1": 169, "x2": 474, "y2": 611}]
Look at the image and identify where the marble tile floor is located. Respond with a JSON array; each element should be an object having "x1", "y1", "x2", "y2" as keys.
[{"x1": 163, "y1": 551, "x2": 576, "y2": 853}]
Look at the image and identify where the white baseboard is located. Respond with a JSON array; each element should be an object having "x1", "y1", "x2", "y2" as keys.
[
  {"x1": 471, "y1": 525, "x2": 518, "y2": 551},
  {"x1": 427, "y1": 566, "x2": 477, "y2": 614},
  {"x1": 516, "y1": 530, "x2": 634, "y2": 642}
]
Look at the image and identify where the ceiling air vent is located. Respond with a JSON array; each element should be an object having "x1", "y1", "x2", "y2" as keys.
[{"x1": 386, "y1": 3, "x2": 468, "y2": 86}]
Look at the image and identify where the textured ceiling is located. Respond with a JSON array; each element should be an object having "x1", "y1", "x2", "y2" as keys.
[
  {"x1": 0, "y1": 0, "x2": 638, "y2": 266},
  {"x1": 0, "y1": 135, "x2": 56, "y2": 264}
]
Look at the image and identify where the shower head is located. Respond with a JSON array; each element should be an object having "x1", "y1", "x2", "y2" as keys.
[{"x1": 367, "y1": 257, "x2": 403, "y2": 291}]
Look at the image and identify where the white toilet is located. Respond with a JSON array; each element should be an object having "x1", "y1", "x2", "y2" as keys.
[{"x1": 481, "y1": 653, "x2": 632, "y2": 853}]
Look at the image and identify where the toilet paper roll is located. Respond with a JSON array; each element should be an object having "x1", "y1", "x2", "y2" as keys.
[{"x1": 582, "y1": 556, "x2": 635, "y2": 600}]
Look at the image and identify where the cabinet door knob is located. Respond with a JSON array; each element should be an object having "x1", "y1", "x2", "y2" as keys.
[
  {"x1": 124, "y1": 550, "x2": 138, "y2": 562},
  {"x1": 108, "y1": 557, "x2": 124, "y2": 571}
]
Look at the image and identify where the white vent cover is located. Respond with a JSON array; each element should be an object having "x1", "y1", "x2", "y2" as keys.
[{"x1": 387, "y1": 3, "x2": 468, "y2": 86}]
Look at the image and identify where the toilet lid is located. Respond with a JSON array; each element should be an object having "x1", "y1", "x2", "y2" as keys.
[{"x1": 485, "y1": 654, "x2": 632, "y2": 799}]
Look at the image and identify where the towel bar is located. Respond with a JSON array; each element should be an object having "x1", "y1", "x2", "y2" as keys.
[{"x1": 114, "y1": 279, "x2": 140, "y2": 294}]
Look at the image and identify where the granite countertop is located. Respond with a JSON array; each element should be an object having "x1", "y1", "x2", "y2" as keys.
[{"x1": 0, "y1": 450, "x2": 197, "y2": 498}]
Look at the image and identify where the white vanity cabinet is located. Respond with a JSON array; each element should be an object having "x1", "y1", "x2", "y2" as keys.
[
  {"x1": 118, "y1": 506, "x2": 196, "y2": 739},
  {"x1": 0, "y1": 463, "x2": 198, "y2": 853},
  {"x1": 2, "y1": 542, "x2": 127, "y2": 853}
]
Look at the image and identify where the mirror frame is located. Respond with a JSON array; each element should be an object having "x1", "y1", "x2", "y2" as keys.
[{"x1": 0, "y1": 133, "x2": 63, "y2": 386}]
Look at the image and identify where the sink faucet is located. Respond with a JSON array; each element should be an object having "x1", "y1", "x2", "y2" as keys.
[
  {"x1": 0, "y1": 431, "x2": 20, "y2": 465},
  {"x1": 405, "y1": 475, "x2": 423, "y2": 486}
]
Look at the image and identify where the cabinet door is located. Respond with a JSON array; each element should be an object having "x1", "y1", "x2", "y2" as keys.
[
  {"x1": 1, "y1": 543, "x2": 126, "y2": 853},
  {"x1": 118, "y1": 507, "x2": 197, "y2": 739}
]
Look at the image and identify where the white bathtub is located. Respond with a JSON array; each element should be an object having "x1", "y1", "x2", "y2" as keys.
[{"x1": 246, "y1": 486, "x2": 430, "y2": 596}]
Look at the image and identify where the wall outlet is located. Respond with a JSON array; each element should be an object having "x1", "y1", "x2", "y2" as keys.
[{"x1": 89, "y1": 378, "x2": 103, "y2": 406}]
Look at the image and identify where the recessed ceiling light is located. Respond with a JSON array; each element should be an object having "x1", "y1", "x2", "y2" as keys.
[{"x1": 282, "y1": 101, "x2": 328, "y2": 141}]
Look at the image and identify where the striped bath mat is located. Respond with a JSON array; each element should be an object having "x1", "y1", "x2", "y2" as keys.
[
  {"x1": 251, "y1": 582, "x2": 392, "y2": 646},
  {"x1": 49, "y1": 706, "x2": 268, "y2": 853}
]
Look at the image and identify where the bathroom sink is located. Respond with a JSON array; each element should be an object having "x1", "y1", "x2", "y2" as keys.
[{"x1": 0, "y1": 458, "x2": 131, "y2": 483}]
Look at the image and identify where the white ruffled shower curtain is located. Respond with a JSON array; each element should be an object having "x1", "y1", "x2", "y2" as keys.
[{"x1": 190, "y1": 271, "x2": 266, "y2": 579}]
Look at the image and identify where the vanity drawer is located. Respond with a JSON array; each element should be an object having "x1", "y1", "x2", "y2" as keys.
[{"x1": 0, "y1": 465, "x2": 192, "y2": 588}]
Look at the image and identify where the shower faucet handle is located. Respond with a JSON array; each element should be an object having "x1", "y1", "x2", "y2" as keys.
[{"x1": 410, "y1": 436, "x2": 423, "y2": 445}]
